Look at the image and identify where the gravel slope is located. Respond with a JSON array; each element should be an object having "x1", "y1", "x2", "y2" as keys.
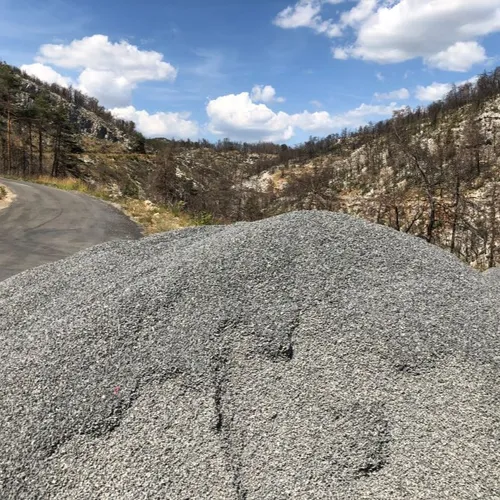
[{"x1": 0, "y1": 211, "x2": 499, "y2": 499}]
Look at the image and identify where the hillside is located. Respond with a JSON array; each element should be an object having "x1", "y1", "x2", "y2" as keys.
[
  {"x1": 0, "y1": 62, "x2": 282, "y2": 210},
  {"x1": 3, "y1": 61, "x2": 500, "y2": 267},
  {"x1": 261, "y1": 72, "x2": 500, "y2": 269},
  {"x1": 0, "y1": 62, "x2": 158, "y2": 194},
  {"x1": 147, "y1": 68, "x2": 500, "y2": 268}
]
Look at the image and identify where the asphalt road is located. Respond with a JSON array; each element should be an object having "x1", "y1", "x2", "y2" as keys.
[{"x1": 0, "y1": 178, "x2": 142, "y2": 281}]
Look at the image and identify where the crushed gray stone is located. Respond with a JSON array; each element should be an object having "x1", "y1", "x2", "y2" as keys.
[{"x1": 0, "y1": 211, "x2": 499, "y2": 499}]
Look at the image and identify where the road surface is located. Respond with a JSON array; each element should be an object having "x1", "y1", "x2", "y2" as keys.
[{"x1": 0, "y1": 178, "x2": 141, "y2": 281}]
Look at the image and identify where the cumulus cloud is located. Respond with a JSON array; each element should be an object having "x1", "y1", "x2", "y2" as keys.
[
  {"x1": 276, "y1": 0, "x2": 499, "y2": 71},
  {"x1": 207, "y1": 92, "x2": 294, "y2": 142},
  {"x1": 77, "y1": 69, "x2": 136, "y2": 108},
  {"x1": 415, "y1": 76, "x2": 479, "y2": 102},
  {"x1": 415, "y1": 82, "x2": 454, "y2": 102},
  {"x1": 111, "y1": 106, "x2": 199, "y2": 139},
  {"x1": 340, "y1": 0, "x2": 377, "y2": 26},
  {"x1": 274, "y1": 0, "x2": 343, "y2": 38},
  {"x1": 35, "y1": 35, "x2": 177, "y2": 107},
  {"x1": 21, "y1": 35, "x2": 195, "y2": 138},
  {"x1": 425, "y1": 41, "x2": 487, "y2": 72},
  {"x1": 251, "y1": 85, "x2": 285, "y2": 103},
  {"x1": 340, "y1": 102, "x2": 404, "y2": 120},
  {"x1": 20, "y1": 63, "x2": 73, "y2": 88},
  {"x1": 374, "y1": 88, "x2": 410, "y2": 100},
  {"x1": 206, "y1": 87, "x2": 402, "y2": 142}
]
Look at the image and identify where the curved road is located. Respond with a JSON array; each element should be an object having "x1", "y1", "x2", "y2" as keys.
[{"x1": 0, "y1": 178, "x2": 141, "y2": 281}]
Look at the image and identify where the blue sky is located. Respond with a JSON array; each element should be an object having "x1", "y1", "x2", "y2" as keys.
[{"x1": 1, "y1": 0, "x2": 500, "y2": 144}]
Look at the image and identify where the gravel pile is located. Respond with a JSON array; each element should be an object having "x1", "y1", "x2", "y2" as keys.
[{"x1": 0, "y1": 211, "x2": 499, "y2": 499}]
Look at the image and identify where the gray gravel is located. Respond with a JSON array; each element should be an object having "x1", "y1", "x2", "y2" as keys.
[{"x1": 0, "y1": 211, "x2": 499, "y2": 499}]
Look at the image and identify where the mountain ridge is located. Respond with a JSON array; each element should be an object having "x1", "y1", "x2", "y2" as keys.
[{"x1": 2, "y1": 61, "x2": 500, "y2": 267}]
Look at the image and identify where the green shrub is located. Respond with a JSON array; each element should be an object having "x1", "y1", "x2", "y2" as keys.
[
  {"x1": 122, "y1": 180, "x2": 139, "y2": 197},
  {"x1": 193, "y1": 211, "x2": 215, "y2": 226},
  {"x1": 170, "y1": 201, "x2": 186, "y2": 217}
]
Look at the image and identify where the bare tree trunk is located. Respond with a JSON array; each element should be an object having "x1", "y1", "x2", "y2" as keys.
[
  {"x1": 376, "y1": 201, "x2": 383, "y2": 224},
  {"x1": 488, "y1": 184, "x2": 497, "y2": 268},
  {"x1": 450, "y1": 175, "x2": 460, "y2": 254},
  {"x1": 38, "y1": 127, "x2": 43, "y2": 175},
  {"x1": 28, "y1": 121, "x2": 34, "y2": 176},
  {"x1": 392, "y1": 124, "x2": 436, "y2": 242},
  {"x1": 22, "y1": 148, "x2": 27, "y2": 176},
  {"x1": 394, "y1": 206, "x2": 400, "y2": 231},
  {"x1": 7, "y1": 106, "x2": 12, "y2": 173},
  {"x1": 427, "y1": 200, "x2": 436, "y2": 242},
  {"x1": 51, "y1": 127, "x2": 61, "y2": 177}
]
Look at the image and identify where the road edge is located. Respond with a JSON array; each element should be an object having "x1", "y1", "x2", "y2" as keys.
[{"x1": 81, "y1": 193, "x2": 145, "y2": 238}]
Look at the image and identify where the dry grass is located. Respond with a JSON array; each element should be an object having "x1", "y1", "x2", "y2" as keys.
[
  {"x1": 118, "y1": 199, "x2": 195, "y2": 235},
  {"x1": 31, "y1": 176, "x2": 92, "y2": 193},
  {"x1": 0, "y1": 183, "x2": 15, "y2": 210}
]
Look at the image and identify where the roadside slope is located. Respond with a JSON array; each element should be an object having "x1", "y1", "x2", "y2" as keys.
[{"x1": 0, "y1": 178, "x2": 141, "y2": 281}]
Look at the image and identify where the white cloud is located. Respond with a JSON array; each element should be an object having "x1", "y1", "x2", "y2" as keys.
[
  {"x1": 206, "y1": 88, "x2": 402, "y2": 142},
  {"x1": 376, "y1": 72, "x2": 384, "y2": 81},
  {"x1": 425, "y1": 41, "x2": 486, "y2": 72},
  {"x1": 207, "y1": 92, "x2": 294, "y2": 142},
  {"x1": 291, "y1": 111, "x2": 337, "y2": 131},
  {"x1": 36, "y1": 35, "x2": 176, "y2": 79},
  {"x1": 78, "y1": 69, "x2": 136, "y2": 108},
  {"x1": 35, "y1": 34, "x2": 177, "y2": 107},
  {"x1": 415, "y1": 82, "x2": 453, "y2": 102},
  {"x1": 21, "y1": 35, "x2": 195, "y2": 137},
  {"x1": 340, "y1": 0, "x2": 377, "y2": 26},
  {"x1": 291, "y1": 102, "x2": 403, "y2": 131},
  {"x1": 332, "y1": 47, "x2": 350, "y2": 60},
  {"x1": 342, "y1": 102, "x2": 403, "y2": 120},
  {"x1": 275, "y1": 0, "x2": 500, "y2": 72},
  {"x1": 251, "y1": 85, "x2": 285, "y2": 103},
  {"x1": 21, "y1": 63, "x2": 73, "y2": 88},
  {"x1": 274, "y1": 0, "x2": 342, "y2": 38},
  {"x1": 310, "y1": 100, "x2": 323, "y2": 108},
  {"x1": 111, "y1": 106, "x2": 199, "y2": 139},
  {"x1": 274, "y1": 0, "x2": 321, "y2": 29},
  {"x1": 415, "y1": 76, "x2": 479, "y2": 102},
  {"x1": 374, "y1": 88, "x2": 410, "y2": 100}
]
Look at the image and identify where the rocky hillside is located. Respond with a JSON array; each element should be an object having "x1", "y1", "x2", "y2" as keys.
[
  {"x1": 249, "y1": 70, "x2": 500, "y2": 269},
  {"x1": 149, "y1": 70, "x2": 500, "y2": 268},
  {"x1": 0, "y1": 62, "x2": 281, "y2": 203},
  {"x1": 0, "y1": 62, "x2": 153, "y2": 193},
  {"x1": 3, "y1": 60, "x2": 500, "y2": 268}
]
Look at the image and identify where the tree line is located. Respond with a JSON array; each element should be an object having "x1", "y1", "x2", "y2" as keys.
[{"x1": 0, "y1": 62, "x2": 143, "y2": 178}]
